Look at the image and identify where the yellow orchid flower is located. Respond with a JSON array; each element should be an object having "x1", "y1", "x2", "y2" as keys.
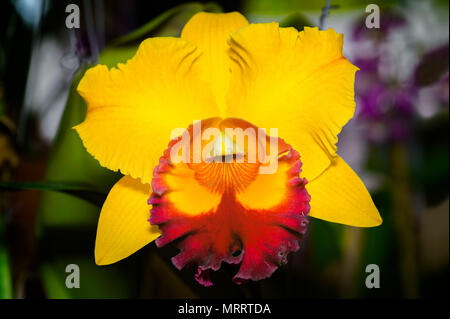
[{"x1": 74, "y1": 11, "x2": 382, "y2": 286}]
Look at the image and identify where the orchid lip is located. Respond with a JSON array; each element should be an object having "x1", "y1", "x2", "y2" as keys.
[{"x1": 149, "y1": 117, "x2": 311, "y2": 286}]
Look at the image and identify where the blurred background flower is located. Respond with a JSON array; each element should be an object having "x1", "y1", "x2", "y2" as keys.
[{"x1": 0, "y1": 0, "x2": 448, "y2": 299}]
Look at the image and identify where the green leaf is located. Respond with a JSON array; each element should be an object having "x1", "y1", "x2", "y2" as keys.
[
  {"x1": 0, "y1": 181, "x2": 107, "y2": 207},
  {"x1": 279, "y1": 12, "x2": 313, "y2": 30},
  {"x1": 0, "y1": 217, "x2": 13, "y2": 299},
  {"x1": 111, "y1": 2, "x2": 222, "y2": 46},
  {"x1": 0, "y1": 243, "x2": 13, "y2": 299},
  {"x1": 40, "y1": 256, "x2": 137, "y2": 298},
  {"x1": 98, "y1": 46, "x2": 141, "y2": 69},
  {"x1": 243, "y1": 0, "x2": 403, "y2": 15}
]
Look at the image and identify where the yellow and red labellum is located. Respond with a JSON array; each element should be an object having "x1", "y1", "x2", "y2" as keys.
[{"x1": 149, "y1": 118, "x2": 310, "y2": 286}]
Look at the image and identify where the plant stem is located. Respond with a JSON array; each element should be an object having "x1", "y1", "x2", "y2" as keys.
[
  {"x1": 339, "y1": 227, "x2": 363, "y2": 298},
  {"x1": 391, "y1": 143, "x2": 419, "y2": 298}
]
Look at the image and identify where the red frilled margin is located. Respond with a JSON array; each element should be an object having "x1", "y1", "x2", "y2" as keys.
[{"x1": 149, "y1": 139, "x2": 311, "y2": 286}]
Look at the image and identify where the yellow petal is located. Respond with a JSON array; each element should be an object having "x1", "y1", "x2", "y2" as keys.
[
  {"x1": 75, "y1": 37, "x2": 218, "y2": 184},
  {"x1": 226, "y1": 24, "x2": 358, "y2": 181},
  {"x1": 95, "y1": 175, "x2": 160, "y2": 265},
  {"x1": 306, "y1": 156, "x2": 382, "y2": 227},
  {"x1": 181, "y1": 12, "x2": 248, "y2": 116}
]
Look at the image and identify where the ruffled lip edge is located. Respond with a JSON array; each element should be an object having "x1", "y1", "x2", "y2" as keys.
[{"x1": 148, "y1": 135, "x2": 311, "y2": 286}]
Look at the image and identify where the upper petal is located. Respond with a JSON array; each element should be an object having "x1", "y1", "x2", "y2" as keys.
[
  {"x1": 181, "y1": 12, "x2": 248, "y2": 116},
  {"x1": 95, "y1": 175, "x2": 160, "y2": 265},
  {"x1": 306, "y1": 156, "x2": 382, "y2": 227},
  {"x1": 75, "y1": 37, "x2": 218, "y2": 184},
  {"x1": 226, "y1": 23, "x2": 359, "y2": 181}
]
